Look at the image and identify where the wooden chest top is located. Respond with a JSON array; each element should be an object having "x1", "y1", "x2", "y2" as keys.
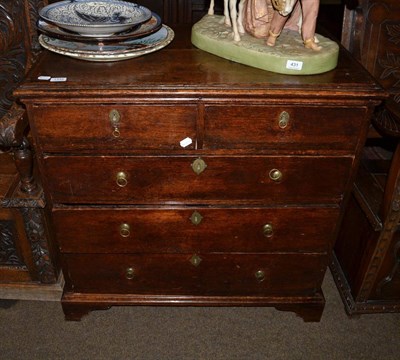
[{"x1": 15, "y1": 26, "x2": 384, "y2": 102}]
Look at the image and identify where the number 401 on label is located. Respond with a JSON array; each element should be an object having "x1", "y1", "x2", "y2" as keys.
[{"x1": 286, "y1": 60, "x2": 303, "y2": 71}]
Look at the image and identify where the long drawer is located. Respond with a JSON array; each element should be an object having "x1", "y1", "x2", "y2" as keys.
[
  {"x1": 63, "y1": 253, "x2": 326, "y2": 296},
  {"x1": 53, "y1": 207, "x2": 339, "y2": 253},
  {"x1": 53, "y1": 206, "x2": 339, "y2": 253},
  {"x1": 43, "y1": 155, "x2": 352, "y2": 204}
]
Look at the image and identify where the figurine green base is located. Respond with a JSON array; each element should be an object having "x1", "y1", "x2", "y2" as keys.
[{"x1": 191, "y1": 15, "x2": 339, "y2": 75}]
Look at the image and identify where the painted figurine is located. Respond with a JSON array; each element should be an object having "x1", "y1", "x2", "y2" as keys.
[
  {"x1": 208, "y1": 0, "x2": 321, "y2": 51},
  {"x1": 266, "y1": 0, "x2": 322, "y2": 50}
]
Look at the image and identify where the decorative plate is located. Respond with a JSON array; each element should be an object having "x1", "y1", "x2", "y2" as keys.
[
  {"x1": 37, "y1": 13, "x2": 162, "y2": 43},
  {"x1": 39, "y1": 0, "x2": 152, "y2": 36},
  {"x1": 38, "y1": 25, "x2": 174, "y2": 62}
]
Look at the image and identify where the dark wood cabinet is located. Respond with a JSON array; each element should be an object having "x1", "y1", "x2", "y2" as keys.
[
  {"x1": 331, "y1": 0, "x2": 400, "y2": 314},
  {"x1": 0, "y1": 150, "x2": 60, "y2": 299},
  {"x1": 0, "y1": 0, "x2": 61, "y2": 300},
  {"x1": 16, "y1": 25, "x2": 384, "y2": 321}
]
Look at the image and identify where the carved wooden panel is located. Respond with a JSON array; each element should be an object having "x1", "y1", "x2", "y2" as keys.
[
  {"x1": 0, "y1": 200, "x2": 58, "y2": 284},
  {"x1": 19, "y1": 207, "x2": 57, "y2": 283},
  {"x1": 0, "y1": 1, "x2": 59, "y2": 288},
  {"x1": 343, "y1": 0, "x2": 400, "y2": 102},
  {"x1": 0, "y1": 207, "x2": 31, "y2": 282},
  {"x1": 0, "y1": 219, "x2": 24, "y2": 266},
  {"x1": 380, "y1": 21, "x2": 400, "y2": 101},
  {"x1": 0, "y1": 1, "x2": 26, "y2": 118},
  {"x1": 0, "y1": 0, "x2": 45, "y2": 118}
]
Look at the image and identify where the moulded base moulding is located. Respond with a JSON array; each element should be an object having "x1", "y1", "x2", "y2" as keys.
[
  {"x1": 330, "y1": 253, "x2": 400, "y2": 316},
  {"x1": 61, "y1": 291, "x2": 325, "y2": 322}
]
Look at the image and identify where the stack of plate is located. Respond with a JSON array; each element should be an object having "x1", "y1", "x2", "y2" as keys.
[{"x1": 37, "y1": 0, "x2": 174, "y2": 62}]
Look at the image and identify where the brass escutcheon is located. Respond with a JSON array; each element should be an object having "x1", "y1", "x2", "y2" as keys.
[
  {"x1": 116, "y1": 171, "x2": 128, "y2": 187},
  {"x1": 191, "y1": 158, "x2": 207, "y2": 175},
  {"x1": 190, "y1": 254, "x2": 202, "y2": 267},
  {"x1": 262, "y1": 223, "x2": 273, "y2": 237},
  {"x1": 278, "y1": 111, "x2": 290, "y2": 129},
  {"x1": 190, "y1": 211, "x2": 203, "y2": 225},
  {"x1": 126, "y1": 267, "x2": 135, "y2": 280},
  {"x1": 119, "y1": 223, "x2": 130, "y2": 237},
  {"x1": 269, "y1": 169, "x2": 283, "y2": 182},
  {"x1": 109, "y1": 109, "x2": 121, "y2": 138},
  {"x1": 255, "y1": 270, "x2": 266, "y2": 282}
]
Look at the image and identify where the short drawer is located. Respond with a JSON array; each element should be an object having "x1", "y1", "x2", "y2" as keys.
[
  {"x1": 31, "y1": 104, "x2": 197, "y2": 151},
  {"x1": 43, "y1": 155, "x2": 352, "y2": 204},
  {"x1": 204, "y1": 105, "x2": 367, "y2": 150},
  {"x1": 63, "y1": 253, "x2": 327, "y2": 296},
  {"x1": 53, "y1": 206, "x2": 339, "y2": 253}
]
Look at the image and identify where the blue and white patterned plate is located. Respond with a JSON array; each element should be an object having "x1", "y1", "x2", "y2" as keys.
[
  {"x1": 39, "y1": 0, "x2": 152, "y2": 36},
  {"x1": 37, "y1": 13, "x2": 162, "y2": 42}
]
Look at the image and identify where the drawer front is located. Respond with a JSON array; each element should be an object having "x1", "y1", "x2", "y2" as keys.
[
  {"x1": 63, "y1": 253, "x2": 326, "y2": 296},
  {"x1": 31, "y1": 104, "x2": 197, "y2": 151},
  {"x1": 204, "y1": 105, "x2": 367, "y2": 150},
  {"x1": 53, "y1": 207, "x2": 339, "y2": 253},
  {"x1": 44, "y1": 155, "x2": 352, "y2": 204}
]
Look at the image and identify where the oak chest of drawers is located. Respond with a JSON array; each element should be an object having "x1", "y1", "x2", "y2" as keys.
[{"x1": 16, "y1": 28, "x2": 385, "y2": 321}]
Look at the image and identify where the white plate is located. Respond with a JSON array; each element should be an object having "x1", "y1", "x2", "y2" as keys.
[
  {"x1": 39, "y1": 0, "x2": 152, "y2": 36},
  {"x1": 38, "y1": 25, "x2": 174, "y2": 62}
]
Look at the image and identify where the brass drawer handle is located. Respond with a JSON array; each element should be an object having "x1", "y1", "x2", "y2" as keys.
[
  {"x1": 116, "y1": 171, "x2": 128, "y2": 187},
  {"x1": 255, "y1": 270, "x2": 265, "y2": 282},
  {"x1": 191, "y1": 158, "x2": 207, "y2": 175},
  {"x1": 262, "y1": 223, "x2": 273, "y2": 237},
  {"x1": 112, "y1": 128, "x2": 121, "y2": 138},
  {"x1": 278, "y1": 111, "x2": 290, "y2": 129},
  {"x1": 269, "y1": 169, "x2": 282, "y2": 182},
  {"x1": 109, "y1": 109, "x2": 121, "y2": 138},
  {"x1": 126, "y1": 267, "x2": 135, "y2": 280},
  {"x1": 119, "y1": 223, "x2": 130, "y2": 237}
]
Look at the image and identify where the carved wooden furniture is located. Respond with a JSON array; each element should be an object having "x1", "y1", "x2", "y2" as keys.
[
  {"x1": 331, "y1": 0, "x2": 400, "y2": 314},
  {"x1": 15, "y1": 25, "x2": 384, "y2": 321},
  {"x1": 0, "y1": 152, "x2": 57, "y2": 285},
  {"x1": 0, "y1": 0, "x2": 61, "y2": 299},
  {"x1": 0, "y1": 1, "x2": 44, "y2": 119},
  {"x1": 0, "y1": 153, "x2": 32, "y2": 283}
]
